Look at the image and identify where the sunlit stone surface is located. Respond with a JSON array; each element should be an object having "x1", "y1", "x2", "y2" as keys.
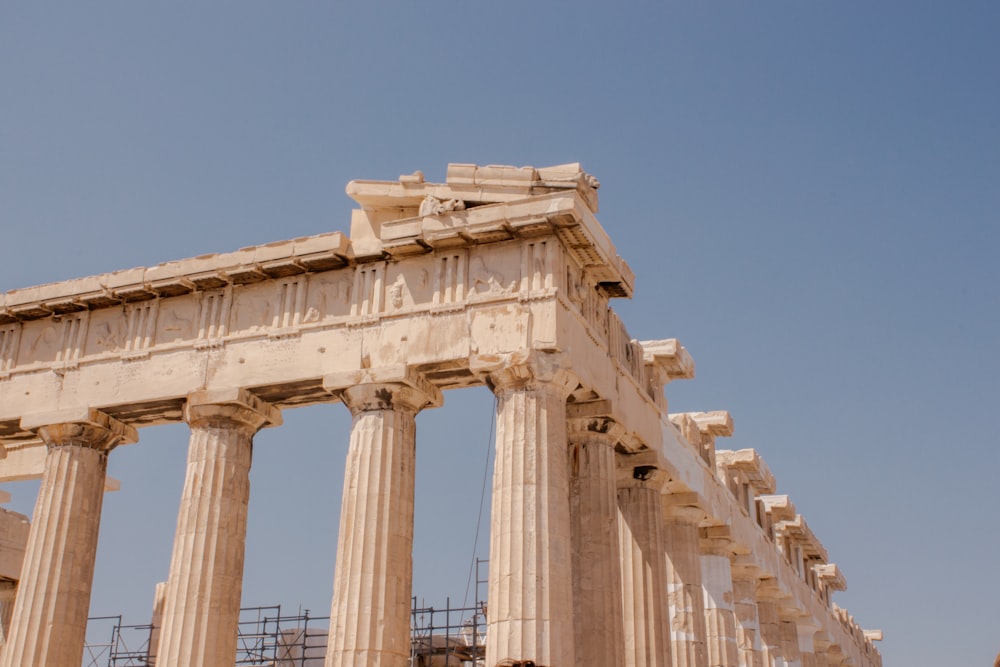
[{"x1": 0, "y1": 163, "x2": 882, "y2": 667}]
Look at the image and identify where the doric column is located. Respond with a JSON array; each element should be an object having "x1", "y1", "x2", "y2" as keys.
[
  {"x1": 778, "y1": 611, "x2": 802, "y2": 667},
  {"x1": 480, "y1": 353, "x2": 578, "y2": 667},
  {"x1": 323, "y1": 371, "x2": 441, "y2": 667},
  {"x1": 730, "y1": 559, "x2": 764, "y2": 667},
  {"x1": 663, "y1": 493, "x2": 709, "y2": 667},
  {"x1": 156, "y1": 388, "x2": 281, "y2": 667},
  {"x1": 617, "y1": 452, "x2": 671, "y2": 667},
  {"x1": 700, "y1": 527, "x2": 739, "y2": 667},
  {"x1": 147, "y1": 581, "x2": 167, "y2": 666},
  {"x1": 755, "y1": 581, "x2": 786, "y2": 667},
  {"x1": 796, "y1": 621, "x2": 819, "y2": 667},
  {"x1": 567, "y1": 402, "x2": 626, "y2": 667},
  {"x1": 0, "y1": 581, "x2": 15, "y2": 651},
  {"x1": 2, "y1": 408, "x2": 136, "y2": 667}
]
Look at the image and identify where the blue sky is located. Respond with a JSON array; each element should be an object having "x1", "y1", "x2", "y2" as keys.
[{"x1": 2, "y1": 2, "x2": 998, "y2": 664}]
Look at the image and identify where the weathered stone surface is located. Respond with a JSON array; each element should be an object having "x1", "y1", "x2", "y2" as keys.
[
  {"x1": 1, "y1": 410, "x2": 135, "y2": 667},
  {"x1": 0, "y1": 163, "x2": 881, "y2": 667},
  {"x1": 155, "y1": 390, "x2": 279, "y2": 667},
  {"x1": 325, "y1": 379, "x2": 438, "y2": 667}
]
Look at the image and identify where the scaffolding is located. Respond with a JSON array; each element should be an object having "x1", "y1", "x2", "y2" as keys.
[{"x1": 83, "y1": 561, "x2": 489, "y2": 667}]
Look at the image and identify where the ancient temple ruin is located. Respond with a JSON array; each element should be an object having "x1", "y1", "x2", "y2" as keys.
[{"x1": 0, "y1": 163, "x2": 881, "y2": 667}]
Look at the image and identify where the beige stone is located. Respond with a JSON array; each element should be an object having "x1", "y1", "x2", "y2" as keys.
[
  {"x1": 155, "y1": 389, "x2": 280, "y2": 667},
  {"x1": 617, "y1": 451, "x2": 672, "y2": 667},
  {"x1": 0, "y1": 163, "x2": 881, "y2": 667},
  {"x1": 324, "y1": 376, "x2": 440, "y2": 667},
  {"x1": 1, "y1": 410, "x2": 135, "y2": 667},
  {"x1": 567, "y1": 404, "x2": 627, "y2": 667}
]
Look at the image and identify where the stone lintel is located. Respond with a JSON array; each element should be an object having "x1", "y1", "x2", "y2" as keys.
[
  {"x1": 863, "y1": 629, "x2": 883, "y2": 642},
  {"x1": 1, "y1": 233, "x2": 351, "y2": 323},
  {"x1": 686, "y1": 411, "x2": 735, "y2": 438},
  {"x1": 814, "y1": 564, "x2": 847, "y2": 592},
  {"x1": 715, "y1": 448, "x2": 776, "y2": 494},
  {"x1": 348, "y1": 162, "x2": 600, "y2": 213},
  {"x1": 20, "y1": 408, "x2": 138, "y2": 450},
  {"x1": 566, "y1": 400, "x2": 627, "y2": 443},
  {"x1": 759, "y1": 494, "x2": 797, "y2": 522},
  {"x1": 776, "y1": 515, "x2": 828, "y2": 561},
  {"x1": 185, "y1": 388, "x2": 282, "y2": 431},
  {"x1": 323, "y1": 365, "x2": 443, "y2": 411},
  {"x1": 639, "y1": 338, "x2": 695, "y2": 383}
]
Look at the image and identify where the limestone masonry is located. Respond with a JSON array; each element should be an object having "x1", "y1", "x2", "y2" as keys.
[{"x1": 0, "y1": 163, "x2": 881, "y2": 666}]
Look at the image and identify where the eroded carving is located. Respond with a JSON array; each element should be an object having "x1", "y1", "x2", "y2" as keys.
[{"x1": 419, "y1": 195, "x2": 466, "y2": 217}]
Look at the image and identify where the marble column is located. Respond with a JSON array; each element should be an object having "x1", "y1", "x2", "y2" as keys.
[
  {"x1": 483, "y1": 356, "x2": 577, "y2": 667},
  {"x1": 796, "y1": 622, "x2": 819, "y2": 667},
  {"x1": 755, "y1": 582, "x2": 785, "y2": 667},
  {"x1": 663, "y1": 495, "x2": 708, "y2": 667},
  {"x1": 700, "y1": 529, "x2": 738, "y2": 667},
  {"x1": 778, "y1": 612, "x2": 802, "y2": 667},
  {"x1": 156, "y1": 389, "x2": 280, "y2": 667},
  {"x1": 324, "y1": 375, "x2": 440, "y2": 667},
  {"x1": 567, "y1": 405, "x2": 626, "y2": 667},
  {"x1": 0, "y1": 581, "x2": 15, "y2": 652},
  {"x1": 2, "y1": 408, "x2": 136, "y2": 667},
  {"x1": 617, "y1": 454, "x2": 671, "y2": 667},
  {"x1": 730, "y1": 561, "x2": 763, "y2": 667}
]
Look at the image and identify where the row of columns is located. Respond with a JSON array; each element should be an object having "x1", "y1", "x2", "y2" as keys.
[{"x1": 0, "y1": 357, "x2": 855, "y2": 667}]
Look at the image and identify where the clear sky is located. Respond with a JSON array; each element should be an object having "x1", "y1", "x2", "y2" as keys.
[{"x1": 2, "y1": 2, "x2": 998, "y2": 665}]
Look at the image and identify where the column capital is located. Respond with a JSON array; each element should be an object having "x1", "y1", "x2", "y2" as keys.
[
  {"x1": 341, "y1": 382, "x2": 441, "y2": 415},
  {"x1": 184, "y1": 388, "x2": 282, "y2": 432},
  {"x1": 21, "y1": 408, "x2": 138, "y2": 452},
  {"x1": 567, "y1": 400, "x2": 626, "y2": 443},
  {"x1": 699, "y1": 524, "x2": 736, "y2": 557},
  {"x1": 615, "y1": 449, "x2": 667, "y2": 490},
  {"x1": 325, "y1": 365, "x2": 443, "y2": 414},
  {"x1": 471, "y1": 351, "x2": 578, "y2": 397},
  {"x1": 662, "y1": 491, "x2": 709, "y2": 524},
  {"x1": 729, "y1": 554, "x2": 762, "y2": 581}
]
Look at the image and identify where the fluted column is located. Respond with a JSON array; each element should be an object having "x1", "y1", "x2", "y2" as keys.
[
  {"x1": 568, "y1": 404, "x2": 626, "y2": 667},
  {"x1": 730, "y1": 560, "x2": 763, "y2": 667},
  {"x1": 2, "y1": 408, "x2": 136, "y2": 667},
  {"x1": 0, "y1": 581, "x2": 15, "y2": 651},
  {"x1": 156, "y1": 388, "x2": 280, "y2": 667},
  {"x1": 617, "y1": 453, "x2": 671, "y2": 667},
  {"x1": 663, "y1": 494, "x2": 708, "y2": 667},
  {"x1": 755, "y1": 582, "x2": 785, "y2": 667},
  {"x1": 778, "y1": 612, "x2": 802, "y2": 667},
  {"x1": 700, "y1": 529, "x2": 738, "y2": 667},
  {"x1": 324, "y1": 373, "x2": 441, "y2": 667},
  {"x1": 481, "y1": 354, "x2": 577, "y2": 667},
  {"x1": 796, "y1": 622, "x2": 819, "y2": 667}
]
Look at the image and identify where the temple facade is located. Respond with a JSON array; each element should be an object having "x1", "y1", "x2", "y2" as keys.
[{"x1": 0, "y1": 163, "x2": 881, "y2": 667}]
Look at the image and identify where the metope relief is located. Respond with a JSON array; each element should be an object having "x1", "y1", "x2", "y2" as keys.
[
  {"x1": 0, "y1": 324, "x2": 20, "y2": 378},
  {"x1": 469, "y1": 255, "x2": 517, "y2": 301},
  {"x1": 303, "y1": 270, "x2": 353, "y2": 325},
  {"x1": 194, "y1": 288, "x2": 231, "y2": 349}
]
